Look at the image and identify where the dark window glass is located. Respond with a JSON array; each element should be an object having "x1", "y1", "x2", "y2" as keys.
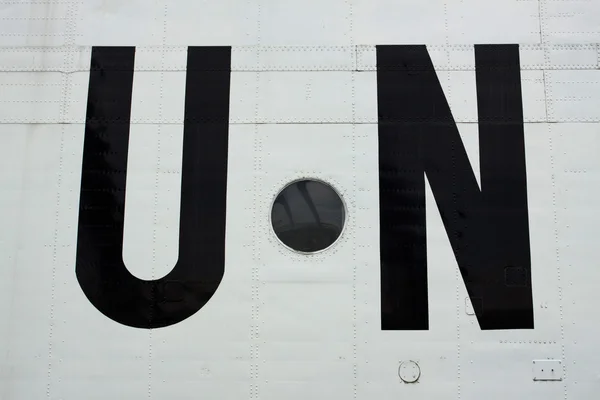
[{"x1": 271, "y1": 179, "x2": 346, "y2": 253}]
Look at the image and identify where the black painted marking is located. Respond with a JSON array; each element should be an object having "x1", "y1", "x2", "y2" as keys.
[
  {"x1": 75, "y1": 46, "x2": 231, "y2": 328},
  {"x1": 377, "y1": 44, "x2": 533, "y2": 330}
]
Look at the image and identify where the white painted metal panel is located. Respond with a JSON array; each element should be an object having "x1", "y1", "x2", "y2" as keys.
[
  {"x1": 543, "y1": 0, "x2": 600, "y2": 44},
  {"x1": 547, "y1": 70, "x2": 600, "y2": 122},
  {"x1": 2, "y1": 0, "x2": 600, "y2": 399},
  {"x1": 0, "y1": 2, "x2": 69, "y2": 46}
]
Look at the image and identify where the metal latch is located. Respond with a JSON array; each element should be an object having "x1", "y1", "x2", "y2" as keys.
[{"x1": 532, "y1": 360, "x2": 562, "y2": 381}]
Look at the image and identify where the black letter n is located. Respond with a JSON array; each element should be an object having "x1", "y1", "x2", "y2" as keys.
[{"x1": 377, "y1": 44, "x2": 534, "y2": 330}]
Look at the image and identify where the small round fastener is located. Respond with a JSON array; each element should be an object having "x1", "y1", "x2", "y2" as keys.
[{"x1": 398, "y1": 360, "x2": 421, "y2": 383}]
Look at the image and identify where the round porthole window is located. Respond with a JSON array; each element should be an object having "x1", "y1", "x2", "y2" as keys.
[{"x1": 271, "y1": 179, "x2": 346, "y2": 253}]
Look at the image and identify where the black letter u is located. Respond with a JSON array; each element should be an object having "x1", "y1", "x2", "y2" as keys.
[{"x1": 75, "y1": 46, "x2": 231, "y2": 328}]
